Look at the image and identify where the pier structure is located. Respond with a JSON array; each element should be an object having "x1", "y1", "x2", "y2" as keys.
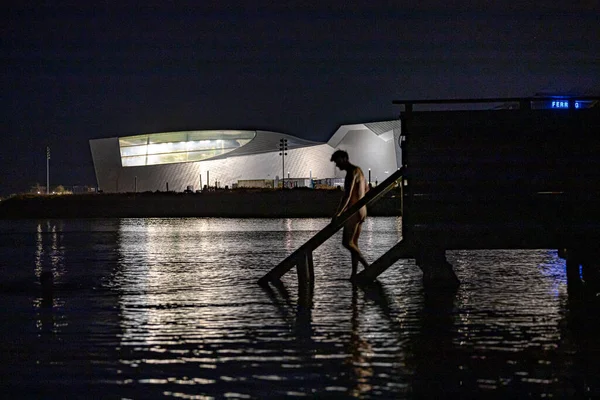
[{"x1": 260, "y1": 96, "x2": 600, "y2": 291}]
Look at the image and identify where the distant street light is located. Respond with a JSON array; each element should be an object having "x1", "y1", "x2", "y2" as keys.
[
  {"x1": 46, "y1": 146, "x2": 51, "y2": 194},
  {"x1": 279, "y1": 139, "x2": 288, "y2": 189}
]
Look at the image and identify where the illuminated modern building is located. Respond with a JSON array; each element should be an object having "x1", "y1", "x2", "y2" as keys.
[{"x1": 89, "y1": 121, "x2": 401, "y2": 193}]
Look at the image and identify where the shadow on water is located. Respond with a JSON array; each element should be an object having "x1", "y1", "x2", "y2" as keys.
[
  {"x1": 262, "y1": 278, "x2": 418, "y2": 398},
  {"x1": 352, "y1": 279, "x2": 463, "y2": 398},
  {"x1": 261, "y1": 279, "x2": 314, "y2": 343},
  {"x1": 260, "y1": 278, "x2": 468, "y2": 398},
  {"x1": 560, "y1": 277, "x2": 600, "y2": 397},
  {"x1": 262, "y1": 279, "x2": 385, "y2": 397},
  {"x1": 408, "y1": 287, "x2": 461, "y2": 398},
  {"x1": 360, "y1": 280, "x2": 398, "y2": 322}
]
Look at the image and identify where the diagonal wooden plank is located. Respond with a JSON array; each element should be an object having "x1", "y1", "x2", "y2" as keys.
[
  {"x1": 258, "y1": 168, "x2": 404, "y2": 285},
  {"x1": 353, "y1": 239, "x2": 415, "y2": 284}
]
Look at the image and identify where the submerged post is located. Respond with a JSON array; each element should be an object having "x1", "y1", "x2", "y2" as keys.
[
  {"x1": 297, "y1": 253, "x2": 309, "y2": 288},
  {"x1": 415, "y1": 245, "x2": 460, "y2": 289}
]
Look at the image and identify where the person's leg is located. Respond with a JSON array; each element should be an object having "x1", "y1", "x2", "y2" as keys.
[
  {"x1": 350, "y1": 222, "x2": 368, "y2": 269},
  {"x1": 343, "y1": 223, "x2": 359, "y2": 277},
  {"x1": 343, "y1": 220, "x2": 368, "y2": 278}
]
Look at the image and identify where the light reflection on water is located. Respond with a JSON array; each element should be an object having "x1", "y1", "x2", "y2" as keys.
[{"x1": 0, "y1": 217, "x2": 599, "y2": 398}]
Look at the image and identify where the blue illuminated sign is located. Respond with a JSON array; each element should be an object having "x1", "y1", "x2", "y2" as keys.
[{"x1": 551, "y1": 100, "x2": 581, "y2": 109}]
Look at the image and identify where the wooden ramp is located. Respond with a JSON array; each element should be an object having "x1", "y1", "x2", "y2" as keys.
[{"x1": 258, "y1": 168, "x2": 404, "y2": 286}]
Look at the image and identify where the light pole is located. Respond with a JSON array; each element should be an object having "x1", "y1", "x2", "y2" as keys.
[
  {"x1": 279, "y1": 139, "x2": 287, "y2": 189},
  {"x1": 46, "y1": 146, "x2": 50, "y2": 194}
]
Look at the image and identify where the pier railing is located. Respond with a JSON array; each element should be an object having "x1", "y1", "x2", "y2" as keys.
[{"x1": 258, "y1": 168, "x2": 404, "y2": 286}]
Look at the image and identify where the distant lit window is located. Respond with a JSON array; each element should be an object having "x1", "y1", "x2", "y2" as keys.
[{"x1": 118, "y1": 130, "x2": 255, "y2": 167}]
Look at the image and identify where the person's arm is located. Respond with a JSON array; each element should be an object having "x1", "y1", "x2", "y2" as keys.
[{"x1": 333, "y1": 170, "x2": 357, "y2": 218}]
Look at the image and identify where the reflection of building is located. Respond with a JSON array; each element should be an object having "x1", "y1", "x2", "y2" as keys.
[{"x1": 89, "y1": 121, "x2": 401, "y2": 193}]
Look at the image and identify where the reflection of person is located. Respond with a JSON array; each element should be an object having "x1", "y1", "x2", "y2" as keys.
[
  {"x1": 330, "y1": 150, "x2": 369, "y2": 278},
  {"x1": 346, "y1": 284, "x2": 373, "y2": 397}
]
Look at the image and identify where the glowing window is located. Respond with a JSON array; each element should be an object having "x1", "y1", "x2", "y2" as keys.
[{"x1": 118, "y1": 130, "x2": 255, "y2": 167}]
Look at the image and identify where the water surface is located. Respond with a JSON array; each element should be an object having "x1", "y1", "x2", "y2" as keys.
[{"x1": 1, "y1": 217, "x2": 598, "y2": 398}]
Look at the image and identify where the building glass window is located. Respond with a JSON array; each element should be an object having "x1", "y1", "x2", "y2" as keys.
[{"x1": 118, "y1": 130, "x2": 255, "y2": 167}]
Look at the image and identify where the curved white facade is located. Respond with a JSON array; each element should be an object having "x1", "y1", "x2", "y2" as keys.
[{"x1": 89, "y1": 122, "x2": 401, "y2": 193}]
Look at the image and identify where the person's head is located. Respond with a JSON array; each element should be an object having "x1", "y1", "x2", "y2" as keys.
[{"x1": 330, "y1": 150, "x2": 350, "y2": 170}]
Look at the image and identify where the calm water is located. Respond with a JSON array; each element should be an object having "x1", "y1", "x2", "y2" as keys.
[{"x1": 1, "y1": 217, "x2": 599, "y2": 398}]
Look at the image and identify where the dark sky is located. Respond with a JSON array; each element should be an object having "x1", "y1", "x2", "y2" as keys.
[{"x1": 2, "y1": 1, "x2": 599, "y2": 195}]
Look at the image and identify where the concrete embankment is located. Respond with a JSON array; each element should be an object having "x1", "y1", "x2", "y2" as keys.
[{"x1": 0, "y1": 189, "x2": 401, "y2": 219}]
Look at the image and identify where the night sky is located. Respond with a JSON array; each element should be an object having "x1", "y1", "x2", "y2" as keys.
[{"x1": 2, "y1": 1, "x2": 599, "y2": 196}]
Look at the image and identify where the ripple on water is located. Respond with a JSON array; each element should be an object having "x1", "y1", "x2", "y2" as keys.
[{"x1": 1, "y1": 217, "x2": 598, "y2": 398}]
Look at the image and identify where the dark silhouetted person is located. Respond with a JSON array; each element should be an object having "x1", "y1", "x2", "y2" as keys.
[{"x1": 330, "y1": 150, "x2": 369, "y2": 279}]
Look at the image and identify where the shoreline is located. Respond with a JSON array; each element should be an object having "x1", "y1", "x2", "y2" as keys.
[{"x1": 0, "y1": 189, "x2": 402, "y2": 219}]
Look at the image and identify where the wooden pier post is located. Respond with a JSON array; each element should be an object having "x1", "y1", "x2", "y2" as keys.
[
  {"x1": 416, "y1": 245, "x2": 460, "y2": 289},
  {"x1": 306, "y1": 251, "x2": 314, "y2": 285},
  {"x1": 296, "y1": 251, "x2": 315, "y2": 287},
  {"x1": 297, "y1": 253, "x2": 309, "y2": 288}
]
